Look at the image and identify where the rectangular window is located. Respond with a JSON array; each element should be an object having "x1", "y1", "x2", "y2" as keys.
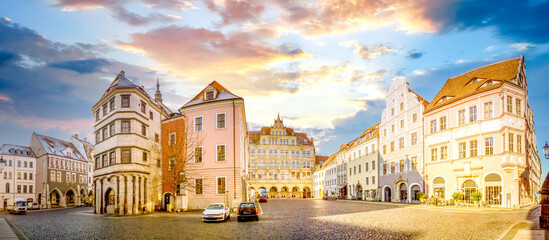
[
  {"x1": 110, "y1": 124, "x2": 115, "y2": 136},
  {"x1": 96, "y1": 132, "x2": 100, "y2": 143},
  {"x1": 142, "y1": 152, "x2": 148, "y2": 162},
  {"x1": 169, "y1": 132, "x2": 176, "y2": 146},
  {"x1": 29, "y1": 173, "x2": 33, "y2": 180},
  {"x1": 459, "y1": 142, "x2": 467, "y2": 159},
  {"x1": 509, "y1": 133, "x2": 514, "y2": 152},
  {"x1": 485, "y1": 138, "x2": 494, "y2": 155},
  {"x1": 206, "y1": 91, "x2": 214, "y2": 100},
  {"x1": 458, "y1": 110, "x2": 465, "y2": 125},
  {"x1": 440, "y1": 117, "x2": 447, "y2": 131},
  {"x1": 484, "y1": 102, "x2": 493, "y2": 119},
  {"x1": 141, "y1": 124, "x2": 146, "y2": 136},
  {"x1": 516, "y1": 99, "x2": 521, "y2": 116},
  {"x1": 399, "y1": 159, "x2": 404, "y2": 172},
  {"x1": 17, "y1": 185, "x2": 21, "y2": 193},
  {"x1": 400, "y1": 102, "x2": 404, "y2": 111},
  {"x1": 57, "y1": 172, "x2": 61, "y2": 182},
  {"x1": 383, "y1": 145, "x2": 387, "y2": 155},
  {"x1": 102, "y1": 103, "x2": 108, "y2": 116},
  {"x1": 469, "y1": 106, "x2": 477, "y2": 122},
  {"x1": 217, "y1": 145, "x2": 226, "y2": 162},
  {"x1": 412, "y1": 113, "x2": 417, "y2": 123},
  {"x1": 470, "y1": 140, "x2": 478, "y2": 157},
  {"x1": 383, "y1": 164, "x2": 387, "y2": 175},
  {"x1": 390, "y1": 162, "x2": 395, "y2": 173},
  {"x1": 121, "y1": 95, "x2": 130, "y2": 108},
  {"x1": 95, "y1": 109, "x2": 100, "y2": 121},
  {"x1": 372, "y1": 176, "x2": 375, "y2": 184},
  {"x1": 141, "y1": 100, "x2": 146, "y2": 113},
  {"x1": 507, "y1": 96, "x2": 513, "y2": 113},
  {"x1": 372, "y1": 161, "x2": 375, "y2": 170},
  {"x1": 430, "y1": 120, "x2": 437, "y2": 133},
  {"x1": 103, "y1": 128, "x2": 108, "y2": 140},
  {"x1": 121, "y1": 149, "x2": 131, "y2": 163},
  {"x1": 150, "y1": 111, "x2": 153, "y2": 120},
  {"x1": 194, "y1": 116, "x2": 203, "y2": 132},
  {"x1": 391, "y1": 124, "x2": 395, "y2": 133},
  {"x1": 51, "y1": 171, "x2": 55, "y2": 181},
  {"x1": 121, "y1": 120, "x2": 130, "y2": 133},
  {"x1": 216, "y1": 113, "x2": 226, "y2": 129},
  {"x1": 390, "y1": 141, "x2": 395, "y2": 152},
  {"x1": 29, "y1": 185, "x2": 33, "y2": 193},
  {"x1": 431, "y1": 148, "x2": 437, "y2": 162},
  {"x1": 411, "y1": 133, "x2": 417, "y2": 145},
  {"x1": 110, "y1": 151, "x2": 116, "y2": 165},
  {"x1": 411, "y1": 157, "x2": 417, "y2": 170},
  {"x1": 155, "y1": 133, "x2": 159, "y2": 143},
  {"x1": 517, "y1": 135, "x2": 522, "y2": 154},
  {"x1": 110, "y1": 98, "x2": 115, "y2": 111},
  {"x1": 399, "y1": 137, "x2": 404, "y2": 149},
  {"x1": 400, "y1": 119, "x2": 404, "y2": 129},
  {"x1": 217, "y1": 177, "x2": 226, "y2": 194},
  {"x1": 102, "y1": 154, "x2": 108, "y2": 167},
  {"x1": 169, "y1": 157, "x2": 175, "y2": 171},
  {"x1": 365, "y1": 162, "x2": 369, "y2": 171},
  {"x1": 439, "y1": 146, "x2": 447, "y2": 160},
  {"x1": 195, "y1": 179, "x2": 203, "y2": 194}
]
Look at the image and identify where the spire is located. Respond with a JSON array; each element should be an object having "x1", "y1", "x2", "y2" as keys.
[{"x1": 154, "y1": 77, "x2": 163, "y2": 103}]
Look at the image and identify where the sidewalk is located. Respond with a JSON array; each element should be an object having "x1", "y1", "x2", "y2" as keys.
[{"x1": 0, "y1": 218, "x2": 18, "y2": 240}]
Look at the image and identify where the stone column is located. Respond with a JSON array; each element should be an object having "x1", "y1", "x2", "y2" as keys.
[
  {"x1": 138, "y1": 176, "x2": 142, "y2": 213},
  {"x1": 123, "y1": 176, "x2": 128, "y2": 215},
  {"x1": 115, "y1": 176, "x2": 119, "y2": 215},
  {"x1": 143, "y1": 177, "x2": 147, "y2": 212},
  {"x1": 132, "y1": 176, "x2": 136, "y2": 214}
]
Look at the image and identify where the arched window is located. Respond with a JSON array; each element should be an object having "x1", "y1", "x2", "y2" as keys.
[
  {"x1": 485, "y1": 173, "x2": 502, "y2": 205},
  {"x1": 433, "y1": 177, "x2": 445, "y2": 198},
  {"x1": 5, "y1": 183, "x2": 9, "y2": 193},
  {"x1": 462, "y1": 180, "x2": 478, "y2": 203}
]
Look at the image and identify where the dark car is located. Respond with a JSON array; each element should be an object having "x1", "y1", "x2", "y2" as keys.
[{"x1": 237, "y1": 202, "x2": 258, "y2": 222}]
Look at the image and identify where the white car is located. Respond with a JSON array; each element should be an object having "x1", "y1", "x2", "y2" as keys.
[{"x1": 202, "y1": 203, "x2": 230, "y2": 222}]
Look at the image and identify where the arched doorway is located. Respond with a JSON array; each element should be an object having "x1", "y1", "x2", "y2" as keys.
[
  {"x1": 66, "y1": 189, "x2": 76, "y2": 206},
  {"x1": 269, "y1": 187, "x2": 278, "y2": 198},
  {"x1": 485, "y1": 173, "x2": 502, "y2": 205},
  {"x1": 302, "y1": 187, "x2": 311, "y2": 198},
  {"x1": 104, "y1": 188, "x2": 115, "y2": 214},
  {"x1": 410, "y1": 185, "x2": 421, "y2": 202},
  {"x1": 281, "y1": 187, "x2": 289, "y2": 198},
  {"x1": 462, "y1": 180, "x2": 478, "y2": 203},
  {"x1": 80, "y1": 188, "x2": 87, "y2": 206},
  {"x1": 291, "y1": 187, "x2": 300, "y2": 198},
  {"x1": 384, "y1": 186, "x2": 392, "y2": 202},
  {"x1": 163, "y1": 193, "x2": 174, "y2": 211},
  {"x1": 50, "y1": 189, "x2": 61, "y2": 207},
  {"x1": 433, "y1": 177, "x2": 446, "y2": 199},
  {"x1": 398, "y1": 183, "x2": 407, "y2": 202},
  {"x1": 356, "y1": 185, "x2": 363, "y2": 200}
]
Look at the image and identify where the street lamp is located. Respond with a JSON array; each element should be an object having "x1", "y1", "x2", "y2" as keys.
[{"x1": 539, "y1": 142, "x2": 549, "y2": 228}]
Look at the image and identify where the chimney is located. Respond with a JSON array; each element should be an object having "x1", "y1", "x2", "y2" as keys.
[{"x1": 75, "y1": 134, "x2": 79, "y2": 138}]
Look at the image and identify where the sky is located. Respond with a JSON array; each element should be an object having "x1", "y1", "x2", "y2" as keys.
[{"x1": 0, "y1": 0, "x2": 549, "y2": 174}]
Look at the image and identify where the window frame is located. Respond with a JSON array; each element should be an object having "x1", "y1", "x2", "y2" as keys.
[
  {"x1": 195, "y1": 178, "x2": 204, "y2": 195},
  {"x1": 216, "y1": 144, "x2": 226, "y2": 162},
  {"x1": 216, "y1": 112, "x2": 226, "y2": 129},
  {"x1": 194, "y1": 146, "x2": 203, "y2": 163},
  {"x1": 216, "y1": 176, "x2": 227, "y2": 195},
  {"x1": 194, "y1": 116, "x2": 204, "y2": 132},
  {"x1": 121, "y1": 94, "x2": 130, "y2": 108}
]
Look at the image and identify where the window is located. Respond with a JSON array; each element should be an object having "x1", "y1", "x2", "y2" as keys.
[
  {"x1": 142, "y1": 152, "x2": 148, "y2": 162},
  {"x1": 141, "y1": 124, "x2": 146, "y2": 136},
  {"x1": 440, "y1": 117, "x2": 447, "y2": 131},
  {"x1": 390, "y1": 141, "x2": 395, "y2": 152},
  {"x1": 96, "y1": 132, "x2": 100, "y2": 143},
  {"x1": 66, "y1": 173, "x2": 70, "y2": 183},
  {"x1": 102, "y1": 103, "x2": 108, "y2": 116},
  {"x1": 17, "y1": 185, "x2": 21, "y2": 193},
  {"x1": 430, "y1": 120, "x2": 437, "y2": 133},
  {"x1": 372, "y1": 176, "x2": 376, "y2": 184},
  {"x1": 217, "y1": 113, "x2": 226, "y2": 129},
  {"x1": 412, "y1": 113, "x2": 417, "y2": 123},
  {"x1": 206, "y1": 91, "x2": 214, "y2": 100},
  {"x1": 217, "y1": 145, "x2": 226, "y2": 162},
  {"x1": 411, "y1": 133, "x2": 417, "y2": 145},
  {"x1": 372, "y1": 161, "x2": 375, "y2": 170},
  {"x1": 29, "y1": 185, "x2": 33, "y2": 194},
  {"x1": 517, "y1": 135, "x2": 522, "y2": 153},
  {"x1": 217, "y1": 177, "x2": 226, "y2": 194},
  {"x1": 440, "y1": 146, "x2": 448, "y2": 160},
  {"x1": 365, "y1": 162, "x2": 369, "y2": 171},
  {"x1": 121, "y1": 120, "x2": 130, "y2": 133},
  {"x1": 195, "y1": 179, "x2": 203, "y2": 194},
  {"x1": 140, "y1": 100, "x2": 146, "y2": 114},
  {"x1": 121, "y1": 95, "x2": 130, "y2": 108},
  {"x1": 168, "y1": 132, "x2": 176, "y2": 146},
  {"x1": 102, "y1": 154, "x2": 108, "y2": 168},
  {"x1": 110, "y1": 151, "x2": 116, "y2": 165},
  {"x1": 383, "y1": 129, "x2": 387, "y2": 137},
  {"x1": 485, "y1": 137, "x2": 494, "y2": 155},
  {"x1": 30, "y1": 162, "x2": 33, "y2": 168},
  {"x1": 411, "y1": 156, "x2": 417, "y2": 170},
  {"x1": 155, "y1": 133, "x2": 159, "y2": 143},
  {"x1": 390, "y1": 162, "x2": 395, "y2": 173},
  {"x1": 194, "y1": 116, "x2": 203, "y2": 132},
  {"x1": 121, "y1": 149, "x2": 131, "y2": 163},
  {"x1": 383, "y1": 145, "x2": 387, "y2": 155},
  {"x1": 484, "y1": 102, "x2": 493, "y2": 119},
  {"x1": 5, "y1": 183, "x2": 8, "y2": 193},
  {"x1": 459, "y1": 142, "x2": 466, "y2": 159},
  {"x1": 391, "y1": 125, "x2": 395, "y2": 133},
  {"x1": 109, "y1": 98, "x2": 115, "y2": 111},
  {"x1": 470, "y1": 140, "x2": 478, "y2": 157},
  {"x1": 391, "y1": 108, "x2": 394, "y2": 116},
  {"x1": 399, "y1": 137, "x2": 404, "y2": 149},
  {"x1": 509, "y1": 133, "x2": 514, "y2": 152},
  {"x1": 95, "y1": 109, "x2": 100, "y2": 121},
  {"x1": 400, "y1": 119, "x2": 404, "y2": 129},
  {"x1": 29, "y1": 173, "x2": 33, "y2": 180},
  {"x1": 469, "y1": 106, "x2": 477, "y2": 122},
  {"x1": 507, "y1": 96, "x2": 513, "y2": 113},
  {"x1": 458, "y1": 110, "x2": 465, "y2": 125},
  {"x1": 110, "y1": 124, "x2": 115, "y2": 136},
  {"x1": 194, "y1": 147, "x2": 203, "y2": 163},
  {"x1": 516, "y1": 99, "x2": 521, "y2": 116},
  {"x1": 431, "y1": 148, "x2": 437, "y2": 161},
  {"x1": 399, "y1": 159, "x2": 404, "y2": 172}
]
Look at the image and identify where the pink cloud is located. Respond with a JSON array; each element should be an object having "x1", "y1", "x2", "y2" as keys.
[
  {"x1": 0, "y1": 94, "x2": 11, "y2": 102},
  {"x1": 12, "y1": 117, "x2": 94, "y2": 135}
]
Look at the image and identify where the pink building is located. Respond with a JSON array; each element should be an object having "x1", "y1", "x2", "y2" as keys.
[{"x1": 179, "y1": 81, "x2": 248, "y2": 209}]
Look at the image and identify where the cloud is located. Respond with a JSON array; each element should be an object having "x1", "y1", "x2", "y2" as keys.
[
  {"x1": 54, "y1": 0, "x2": 194, "y2": 11},
  {"x1": 205, "y1": 0, "x2": 266, "y2": 26},
  {"x1": 340, "y1": 41, "x2": 395, "y2": 60},
  {"x1": 49, "y1": 58, "x2": 110, "y2": 74},
  {"x1": 511, "y1": 42, "x2": 535, "y2": 51},
  {"x1": 0, "y1": 51, "x2": 20, "y2": 67},
  {"x1": 407, "y1": 52, "x2": 423, "y2": 59},
  {"x1": 112, "y1": 7, "x2": 180, "y2": 26}
]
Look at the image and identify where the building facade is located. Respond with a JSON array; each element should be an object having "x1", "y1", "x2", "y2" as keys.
[
  {"x1": 179, "y1": 81, "x2": 248, "y2": 209},
  {"x1": 379, "y1": 79, "x2": 427, "y2": 203},
  {"x1": 346, "y1": 123, "x2": 380, "y2": 201},
  {"x1": 30, "y1": 133, "x2": 91, "y2": 208},
  {"x1": 0, "y1": 145, "x2": 36, "y2": 210},
  {"x1": 92, "y1": 71, "x2": 171, "y2": 215},
  {"x1": 247, "y1": 116, "x2": 315, "y2": 199},
  {"x1": 423, "y1": 56, "x2": 542, "y2": 208},
  {"x1": 70, "y1": 134, "x2": 95, "y2": 203}
]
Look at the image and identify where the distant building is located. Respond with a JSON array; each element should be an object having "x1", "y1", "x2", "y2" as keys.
[
  {"x1": 0, "y1": 144, "x2": 36, "y2": 210},
  {"x1": 346, "y1": 123, "x2": 380, "y2": 201},
  {"x1": 423, "y1": 56, "x2": 541, "y2": 207},
  {"x1": 92, "y1": 72, "x2": 171, "y2": 215},
  {"x1": 30, "y1": 133, "x2": 91, "y2": 208},
  {"x1": 247, "y1": 115, "x2": 315, "y2": 199},
  {"x1": 379, "y1": 79, "x2": 428, "y2": 203},
  {"x1": 70, "y1": 134, "x2": 95, "y2": 202}
]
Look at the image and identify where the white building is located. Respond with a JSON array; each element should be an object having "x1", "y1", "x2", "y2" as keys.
[
  {"x1": 346, "y1": 123, "x2": 380, "y2": 201},
  {"x1": 0, "y1": 145, "x2": 37, "y2": 210}
]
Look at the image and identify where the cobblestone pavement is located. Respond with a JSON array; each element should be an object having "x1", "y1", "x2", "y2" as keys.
[{"x1": 2, "y1": 200, "x2": 532, "y2": 240}]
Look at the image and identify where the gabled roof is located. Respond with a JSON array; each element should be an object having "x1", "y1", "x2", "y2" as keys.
[
  {"x1": 34, "y1": 133, "x2": 87, "y2": 162},
  {"x1": 248, "y1": 127, "x2": 313, "y2": 146},
  {"x1": 408, "y1": 89, "x2": 429, "y2": 107},
  {"x1": 426, "y1": 57, "x2": 522, "y2": 113},
  {"x1": 181, "y1": 81, "x2": 242, "y2": 109},
  {"x1": 0, "y1": 144, "x2": 36, "y2": 157},
  {"x1": 315, "y1": 155, "x2": 328, "y2": 165}
]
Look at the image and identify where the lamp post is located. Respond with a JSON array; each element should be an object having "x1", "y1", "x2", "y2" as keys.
[{"x1": 539, "y1": 142, "x2": 549, "y2": 228}]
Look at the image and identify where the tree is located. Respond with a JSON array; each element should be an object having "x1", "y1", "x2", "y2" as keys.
[{"x1": 161, "y1": 115, "x2": 205, "y2": 211}]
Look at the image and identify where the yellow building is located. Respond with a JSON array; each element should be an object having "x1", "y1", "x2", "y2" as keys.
[{"x1": 247, "y1": 115, "x2": 315, "y2": 199}]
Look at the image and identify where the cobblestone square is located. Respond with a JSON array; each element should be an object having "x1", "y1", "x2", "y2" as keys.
[{"x1": 2, "y1": 199, "x2": 535, "y2": 240}]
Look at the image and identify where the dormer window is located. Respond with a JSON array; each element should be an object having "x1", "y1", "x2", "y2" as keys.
[{"x1": 206, "y1": 91, "x2": 214, "y2": 100}]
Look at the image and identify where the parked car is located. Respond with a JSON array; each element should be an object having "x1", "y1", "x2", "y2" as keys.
[
  {"x1": 202, "y1": 203, "x2": 230, "y2": 222},
  {"x1": 259, "y1": 192, "x2": 268, "y2": 202},
  {"x1": 31, "y1": 203, "x2": 40, "y2": 210},
  {"x1": 237, "y1": 202, "x2": 258, "y2": 222}
]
